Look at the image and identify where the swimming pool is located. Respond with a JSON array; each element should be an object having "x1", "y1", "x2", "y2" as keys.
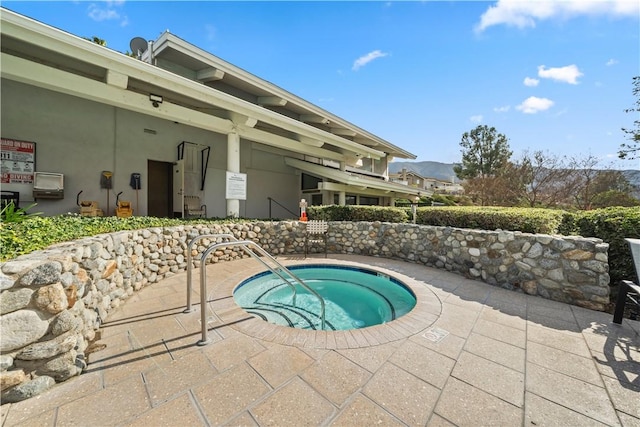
[{"x1": 233, "y1": 264, "x2": 417, "y2": 331}]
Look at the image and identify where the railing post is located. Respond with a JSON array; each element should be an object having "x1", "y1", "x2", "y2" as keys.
[{"x1": 189, "y1": 235, "x2": 327, "y2": 345}]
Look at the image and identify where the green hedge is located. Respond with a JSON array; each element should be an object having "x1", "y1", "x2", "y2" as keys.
[
  {"x1": 3, "y1": 206, "x2": 639, "y2": 296},
  {"x1": 306, "y1": 204, "x2": 640, "y2": 293},
  {"x1": 415, "y1": 206, "x2": 566, "y2": 234},
  {"x1": 307, "y1": 205, "x2": 408, "y2": 223},
  {"x1": 560, "y1": 207, "x2": 640, "y2": 288}
]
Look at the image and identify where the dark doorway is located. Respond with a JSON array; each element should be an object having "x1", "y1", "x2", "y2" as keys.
[{"x1": 147, "y1": 160, "x2": 173, "y2": 218}]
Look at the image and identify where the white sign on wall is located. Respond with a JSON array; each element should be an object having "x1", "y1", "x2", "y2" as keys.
[
  {"x1": 225, "y1": 171, "x2": 247, "y2": 200},
  {"x1": 1, "y1": 138, "x2": 36, "y2": 184}
]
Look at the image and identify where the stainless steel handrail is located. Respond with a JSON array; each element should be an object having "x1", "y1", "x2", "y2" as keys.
[
  {"x1": 186, "y1": 234, "x2": 326, "y2": 345},
  {"x1": 185, "y1": 234, "x2": 297, "y2": 312}
]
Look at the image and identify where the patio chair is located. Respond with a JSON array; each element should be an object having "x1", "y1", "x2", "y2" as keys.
[
  {"x1": 305, "y1": 220, "x2": 328, "y2": 258},
  {"x1": 613, "y1": 238, "x2": 640, "y2": 324},
  {"x1": 184, "y1": 195, "x2": 207, "y2": 218}
]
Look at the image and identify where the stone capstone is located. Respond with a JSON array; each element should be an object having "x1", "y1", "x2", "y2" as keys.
[{"x1": 18, "y1": 262, "x2": 62, "y2": 287}]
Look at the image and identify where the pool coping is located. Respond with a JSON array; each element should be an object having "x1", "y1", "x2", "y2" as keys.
[{"x1": 206, "y1": 257, "x2": 444, "y2": 349}]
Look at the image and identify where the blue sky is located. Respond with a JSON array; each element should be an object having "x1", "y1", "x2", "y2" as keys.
[{"x1": 3, "y1": 1, "x2": 639, "y2": 169}]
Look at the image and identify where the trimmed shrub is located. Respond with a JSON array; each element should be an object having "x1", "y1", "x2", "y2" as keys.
[
  {"x1": 307, "y1": 205, "x2": 408, "y2": 223},
  {"x1": 560, "y1": 207, "x2": 640, "y2": 287},
  {"x1": 415, "y1": 206, "x2": 566, "y2": 234}
]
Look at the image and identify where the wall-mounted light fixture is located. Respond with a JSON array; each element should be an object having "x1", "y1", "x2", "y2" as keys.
[{"x1": 149, "y1": 94, "x2": 163, "y2": 108}]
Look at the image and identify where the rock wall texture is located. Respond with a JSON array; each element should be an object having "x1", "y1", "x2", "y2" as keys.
[{"x1": 0, "y1": 221, "x2": 609, "y2": 402}]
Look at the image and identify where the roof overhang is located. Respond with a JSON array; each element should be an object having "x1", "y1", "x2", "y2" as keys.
[
  {"x1": 0, "y1": 9, "x2": 411, "y2": 163},
  {"x1": 285, "y1": 157, "x2": 428, "y2": 199},
  {"x1": 147, "y1": 31, "x2": 417, "y2": 161}
]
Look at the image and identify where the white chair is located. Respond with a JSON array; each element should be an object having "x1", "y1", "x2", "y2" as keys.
[
  {"x1": 305, "y1": 220, "x2": 328, "y2": 258},
  {"x1": 184, "y1": 195, "x2": 207, "y2": 218},
  {"x1": 613, "y1": 238, "x2": 640, "y2": 324}
]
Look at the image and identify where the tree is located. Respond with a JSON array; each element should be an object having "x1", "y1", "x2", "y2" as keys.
[
  {"x1": 591, "y1": 190, "x2": 640, "y2": 208},
  {"x1": 83, "y1": 36, "x2": 106, "y2": 46},
  {"x1": 566, "y1": 154, "x2": 602, "y2": 210},
  {"x1": 619, "y1": 76, "x2": 639, "y2": 160},
  {"x1": 509, "y1": 150, "x2": 577, "y2": 208},
  {"x1": 454, "y1": 125, "x2": 512, "y2": 205},
  {"x1": 591, "y1": 170, "x2": 634, "y2": 195}
]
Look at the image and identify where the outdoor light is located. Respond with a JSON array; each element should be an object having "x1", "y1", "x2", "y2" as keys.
[{"x1": 149, "y1": 94, "x2": 163, "y2": 108}]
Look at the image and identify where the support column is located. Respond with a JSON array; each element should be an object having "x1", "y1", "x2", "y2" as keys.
[
  {"x1": 339, "y1": 161, "x2": 346, "y2": 206},
  {"x1": 226, "y1": 132, "x2": 240, "y2": 217}
]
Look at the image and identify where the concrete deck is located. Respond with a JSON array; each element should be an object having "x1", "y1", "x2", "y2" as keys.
[{"x1": 2, "y1": 255, "x2": 639, "y2": 426}]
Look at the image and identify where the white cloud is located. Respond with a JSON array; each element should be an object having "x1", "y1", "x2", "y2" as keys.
[
  {"x1": 523, "y1": 77, "x2": 539, "y2": 87},
  {"x1": 205, "y1": 24, "x2": 216, "y2": 41},
  {"x1": 475, "y1": 0, "x2": 639, "y2": 32},
  {"x1": 470, "y1": 115, "x2": 483, "y2": 123},
  {"x1": 494, "y1": 105, "x2": 511, "y2": 113},
  {"x1": 352, "y1": 50, "x2": 389, "y2": 71},
  {"x1": 516, "y1": 96, "x2": 554, "y2": 114},
  {"x1": 88, "y1": 2, "x2": 127, "y2": 25},
  {"x1": 606, "y1": 58, "x2": 619, "y2": 66},
  {"x1": 538, "y1": 64, "x2": 583, "y2": 84}
]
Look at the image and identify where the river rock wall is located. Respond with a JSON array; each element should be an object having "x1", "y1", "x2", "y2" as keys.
[{"x1": 0, "y1": 221, "x2": 609, "y2": 402}]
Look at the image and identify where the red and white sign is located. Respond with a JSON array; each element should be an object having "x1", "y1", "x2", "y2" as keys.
[{"x1": 1, "y1": 138, "x2": 35, "y2": 184}]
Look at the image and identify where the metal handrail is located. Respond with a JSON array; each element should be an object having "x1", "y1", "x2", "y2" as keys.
[
  {"x1": 267, "y1": 196, "x2": 298, "y2": 219},
  {"x1": 186, "y1": 234, "x2": 326, "y2": 345},
  {"x1": 186, "y1": 234, "x2": 297, "y2": 312}
]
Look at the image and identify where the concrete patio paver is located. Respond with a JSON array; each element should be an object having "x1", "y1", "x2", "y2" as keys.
[{"x1": 1, "y1": 254, "x2": 639, "y2": 427}]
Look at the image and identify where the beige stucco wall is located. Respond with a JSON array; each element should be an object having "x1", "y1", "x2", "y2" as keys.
[{"x1": 1, "y1": 80, "x2": 301, "y2": 219}]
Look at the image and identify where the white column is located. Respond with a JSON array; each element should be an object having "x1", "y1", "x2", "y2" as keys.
[
  {"x1": 227, "y1": 132, "x2": 240, "y2": 217},
  {"x1": 339, "y1": 161, "x2": 346, "y2": 206}
]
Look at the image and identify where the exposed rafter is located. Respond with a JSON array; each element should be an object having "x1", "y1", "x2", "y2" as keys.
[
  {"x1": 300, "y1": 114, "x2": 331, "y2": 125},
  {"x1": 228, "y1": 112, "x2": 257, "y2": 128},
  {"x1": 197, "y1": 67, "x2": 225, "y2": 82},
  {"x1": 331, "y1": 128, "x2": 357, "y2": 137},
  {"x1": 257, "y1": 96, "x2": 287, "y2": 107},
  {"x1": 297, "y1": 136, "x2": 325, "y2": 148}
]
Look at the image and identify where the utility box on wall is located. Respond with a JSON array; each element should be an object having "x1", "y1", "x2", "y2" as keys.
[{"x1": 33, "y1": 172, "x2": 64, "y2": 199}]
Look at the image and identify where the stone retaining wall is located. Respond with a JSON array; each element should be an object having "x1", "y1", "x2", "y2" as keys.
[{"x1": 0, "y1": 221, "x2": 609, "y2": 402}]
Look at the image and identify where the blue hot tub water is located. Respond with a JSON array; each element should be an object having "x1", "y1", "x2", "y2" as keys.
[{"x1": 233, "y1": 265, "x2": 417, "y2": 331}]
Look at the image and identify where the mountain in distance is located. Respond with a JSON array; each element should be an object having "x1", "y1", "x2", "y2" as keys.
[
  {"x1": 389, "y1": 161, "x2": 461, "y2": 183},
  {"x1": 389, "y1": 161, "x2": 640, "y2": 196}
]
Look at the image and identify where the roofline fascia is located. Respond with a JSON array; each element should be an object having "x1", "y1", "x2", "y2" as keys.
[
  {"x1": 150, "y1": 32, "x2": 417, "y2": 160},
  {"x1": 0, "y1": 8, "x2": 387, "y2": 160}
]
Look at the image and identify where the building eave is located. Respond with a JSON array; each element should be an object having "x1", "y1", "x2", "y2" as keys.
[
  {"x1": 0, "y1": 8, "x2": 399, "y2": 162},
  {"x1": 285, "y1": 157, "x2": 427, "y2": 199}
]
